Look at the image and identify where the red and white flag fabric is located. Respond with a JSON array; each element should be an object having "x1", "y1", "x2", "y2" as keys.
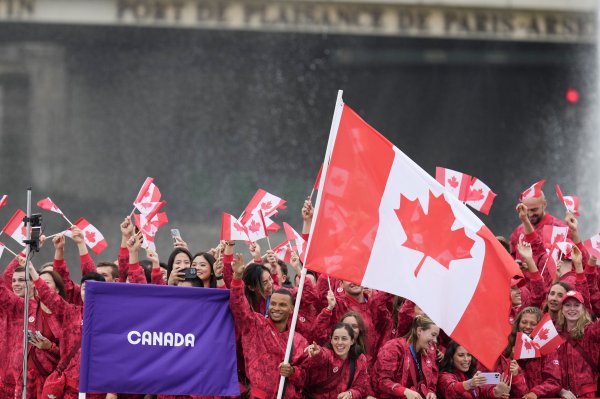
[
  {"x1": 583, "y1": 233, "x2": 600, "y2": 259},
  {"x1": 134, "y1": 177, "x2": 162, "y2": 206},
  {"x1": 531, "y1": 313, "x2": 564, "y2": 355},
  {"x1": 555, "y1": 184, "x2": 580, "y2": 216},
  {"x1": 243, "y1": 211, "x2": 269, "y2": 243},
  {"x1": 240, "y1": 189, "x2": 286, "y2": 223},
  {"x1": 0, "y1": 242, "x2": 6, "y2": 259},
  {"x1": 464, "y1": 178, "x2": 497, "y2": 215},
  {"x1": 544, "y1": 241, "x2": 573, "y2": 282},
  {"x1": 135, "y1": 201, "x2": 163, "y2": 216},
  {"x1": 273, "y1": 240, "x2": 293, "y2": 263},
  {"x1": 263, "y1": 215, "x2": 281, "y2": 233},
  {"x1": 134, "y1": 212, "x2": 168, "y2": 252},
  {"x1": 520, "y1": 180, "x2": 545, "y2": 201},
  {"x1": 542, "y1": 225, "x2": 570, "y2": 248},
  {"x1": 37, "y1": 197, "x2": 64, "y2": 215},
  {"x1": 283, "y1": 222, "x2": 306, "y2": 256},
  {"x1": 0, "y1": 195, "x2": 7, "y2": 209},
  {"x1": 2, "y1": 209, "x2": 27, "y2": 247},
  {"x1": 71, "y1": 218, "x2": 108, "y2": 255},
  {"x1": 304, "y1": 101, "x2": 522, "y2": 370},
  {"x1": 435, "y1": 167, "x2": 471, "y2": 202},
  {"x1": 513, "y1": 332, "x2": 540, "y2": 360},
  {"x1": 220, "y1": 213, "x2": 250, "y2": 241}
]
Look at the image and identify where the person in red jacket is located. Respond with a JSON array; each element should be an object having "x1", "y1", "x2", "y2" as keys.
[
  {"x1": 303, "y1": 322, "x2": 371, "y2": 399},
  {"x1": 438, "y1": 341, "x2": 509, "y2": 399},
  {"x1": 509, "y1": 182, "x2": 568, "y2": 258},
  {"x1": 229, "y1": 253, "x2": 308, "y2": 399},
  {"x1": 372, "y1": 315, "x2": 439, "y2": 399},
  {"x1": 502, "y1": 307, "x2": 561, "y2": 398},
  {"x1": 556, "y1": 290, "x2": 600, "y2": 398}
]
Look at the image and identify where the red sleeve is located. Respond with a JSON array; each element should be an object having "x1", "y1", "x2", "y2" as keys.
[
  {"x1": 438, "y1": 372, "x2": 468, "y2": 399},
  {"x1": 313, "y1": 308, "x2": 335, "y2": 345},
  {"x1": 349, "y1": 354, "x2": 371, "y2": 399},
  {"x1": 127, "y1": 263, "x2": 147, "y2": 285},
  {"x1": 118, "y1": 246, "x2": 129, "y2": 283},
  {"x1": 229, "y1": 278, "x2": 259, "y2": 332},
  {"x1": 53, "y1": 258, "x2": 81, "y2": 305},
  {"x1": 372, "y1": 340, "x2": 406, "y2": 398},
  {"x1": 530, "y1": 352, "x2": 562, "y2": 397},
  {"x1": 33, "y1": 278, "x2": 69, "y2": 318},
  {"x1": 223, "y1": 253, "x2": 233, "y2": 288},
  {"x1": 80, "y1": 253, "x2": 96, "y2": 275},
  {"x1": 2, "y1": 257, "x2": 20, "y2": 288},
  {"x1": 150, "y1": 268, "x2": 165, "y2": 285},
  {"x1": 523, "y1": 271, "x2": 545, "y2": 308}
]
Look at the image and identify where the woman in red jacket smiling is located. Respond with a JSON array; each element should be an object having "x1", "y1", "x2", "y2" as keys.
[
  {"x1": 304, "y1": 322, "x2": 371, "y2": 399},
  {"x1": 372, "y1": 315, "x2": 439, "y2": 399}
]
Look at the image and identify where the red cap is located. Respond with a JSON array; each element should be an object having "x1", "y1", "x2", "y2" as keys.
[
  {"x1": 511, "y1": 276, "x2": 526, "y2": 288},
  {"x1": 561, "y1": 290, "x2": 584, "y2": 305}
]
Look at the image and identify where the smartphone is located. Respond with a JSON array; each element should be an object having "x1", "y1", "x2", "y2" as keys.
[
  {"x1": 171, "y1": 228, "x2": 181, "y2": 244},
  {"x1": 26, "y1": 331, "x2": 33, "y2": 341},
  {"x1": 480, "y1": 372, "x2": 501, "y2": 385},
  {"x1": 35, "y1": 331, "x2": 43, "y2": 339},
  {"x1": 183, "y1": 268, "x2": 197, "y2": 279}
]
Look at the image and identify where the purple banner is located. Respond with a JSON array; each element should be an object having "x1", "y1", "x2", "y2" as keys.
[{"x1": 80, "y1": 281, "x2": 239, "y2": 396}]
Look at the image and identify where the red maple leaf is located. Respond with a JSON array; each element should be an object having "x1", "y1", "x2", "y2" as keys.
[
  {"x1": 331, "y1": 174, "x2": 345, "y2": 187},
  {"x1": 466, "y1": 188, "x2": 485, "y2": 201},
  {"x1": 524, "y1": 340, "x2": 533, "y2": 350},
  {"x1": 553, "y1": 234, "x2": 566, "y2": 244},
  {"x1": 395, "y1": 191, "x2": 475, "y2": 277},
  {"x1": 234, "y1": 223, "x2": 246, "y2": 233},
  {"x1": 85, "y1": 230, "x2": 96, "y2": 243},
  {"x1": 248, "y1": 220, "x2": 261, "y2": 233},
  {"x1": 447, "y1": 176, "x2": 459, "y2": 188},
  {"x1": 537, "y1": 327, "x2": 549, "y2": 341},
  {"x1": 564, "y1": 198, "x2": 573, "y2": 206},
  {"x1": 141, "y1": 203, "x2": 152, "y2": 209},
  {"x1": 260, "y1": 201, "x2": 272, "y2": 210}
]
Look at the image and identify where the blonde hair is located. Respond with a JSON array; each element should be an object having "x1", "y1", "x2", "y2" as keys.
[
  {"x1": 405, "y1": 315, "x2": 436, "y2": 353},
  {"x1": 557, "y1": 305, "x2": 592, "y2": 340}
]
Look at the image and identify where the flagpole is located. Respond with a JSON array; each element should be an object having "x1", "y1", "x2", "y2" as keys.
[
  {"x1": 2, "y1": 245, "x2": 18, "y2": 257},
  {"x1": 62, "y1": 213, "x2": 74, "y2": 226},
  {"x1": 276, "y1": 90, "x2": 344, "y2": 399}
]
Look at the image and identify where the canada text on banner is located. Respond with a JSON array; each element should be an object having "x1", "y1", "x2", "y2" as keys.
[{"x1": 80, "y1": 282, "x2": 239, "y2": 396}]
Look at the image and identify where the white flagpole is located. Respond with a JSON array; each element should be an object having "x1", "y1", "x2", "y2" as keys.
[
  {"x1": 276, "y1": 90, "x2": 344, "y2": 399},
  {"x1": 61, "y1": 213, "x2": 74, "y2": 226},
  {"x1": 2, "y1": 245, "x2": 18, "y2": 257}
]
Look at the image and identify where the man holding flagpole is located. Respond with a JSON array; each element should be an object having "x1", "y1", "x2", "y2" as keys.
[{"x1": 230, "y1": 254, "x2": 309, "y2": 399}]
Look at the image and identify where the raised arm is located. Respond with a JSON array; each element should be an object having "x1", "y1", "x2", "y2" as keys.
[
  {"x1": 229, "y1": 254, "x2": 258, "y2": 331},
  {"x1": 126, "y1": 234, "x2": 147, "y2": 285},
  {"x1": 118, "y1": 217, "x2": 134, "y2": 282}
]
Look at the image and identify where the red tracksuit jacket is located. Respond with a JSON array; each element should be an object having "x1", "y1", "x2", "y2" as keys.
[{"x1": 557, "y1": 320, "x2": 600, "y2": 397}]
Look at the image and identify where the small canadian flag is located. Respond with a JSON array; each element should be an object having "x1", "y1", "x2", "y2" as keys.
[
  {"x1": 134, "y1": 212, "x2": 168, "y2": 239},
  {"x1": 134, "y1": 177, "x2": 162, "y2": 206},
  {"x1": 464, "y1": 178, "x2": 497, "y2": 216},
  {"x1": 241, "y1": 189, "x2": 286, "y2": 224},
  {"x1": 0, "y1": 195, "x2": 7, "y2": 209},
  {"x1": 2, "y1": 209, "x2": 27, "y2": 247},
  {"x1": 520, "y1": 180, "x2": 545, "y2": 201},
  {"x1": 273, "y1": 240, "x2": 293, "y2": 263},
  {"x1": 555, "y1": 184, "x2": 580, "y2": 216},
  {"x1": 283, "y1": 222, "x2": 306, "y2": 256},
  {"x1": 70, "y1": 218, "x2": 108, "y2": 255},
  {"x1": 513, "y1": 332, "x2": 540, "y2": 360},
  {"x1": 435, "y1": 167, "x2": 471, "y2": 202},
  {"x1": 243, "y1": 211, "x2": 268, "y2": 243},
  {"x1": 37, "y1": 197, "x2": 63, "y2": 215},
  {"x1": 531, "y1": 313, "x2": 564, "y2": 355},
  {"x1": 583, "y1": 233, "x2": 600, "y2": 259},
  {"x1": 221, "y1": 213, "x2": 250, "y2": 242},
  {"x1": 542, "y1": 225, "x2": 570, "y2": 249},
  {"x1": 544, "y1": 241, "x2": 573, "y2": 282}
]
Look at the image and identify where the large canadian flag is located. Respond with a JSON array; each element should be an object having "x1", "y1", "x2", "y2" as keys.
[
  {"x1": 304, "y1": 100, "x2": 522, "y2": 369},
  {"x1": 2, "y1": 209, "x2": 28, "y2": 247}
]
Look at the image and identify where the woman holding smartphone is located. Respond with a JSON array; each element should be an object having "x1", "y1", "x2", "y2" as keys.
[{"x1": 438, "y1": 341, "x2": 510, "y2": 399}]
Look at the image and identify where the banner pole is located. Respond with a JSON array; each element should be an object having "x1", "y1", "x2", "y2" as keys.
[{"x1": 276, "y1": 90, "x2": 344, "y2": 399}]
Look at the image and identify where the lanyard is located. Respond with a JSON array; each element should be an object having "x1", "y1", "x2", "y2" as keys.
[
  {"x1": 264, "y1": 296, "x2": 271, "y2": 318},
  {"x1": 409, "y1": 344, "x2": 424, "y2": 379}
]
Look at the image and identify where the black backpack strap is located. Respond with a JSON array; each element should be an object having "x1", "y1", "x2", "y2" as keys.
[{"x1": 346, "y1": 357, "x2": 356, "y2": 390}]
